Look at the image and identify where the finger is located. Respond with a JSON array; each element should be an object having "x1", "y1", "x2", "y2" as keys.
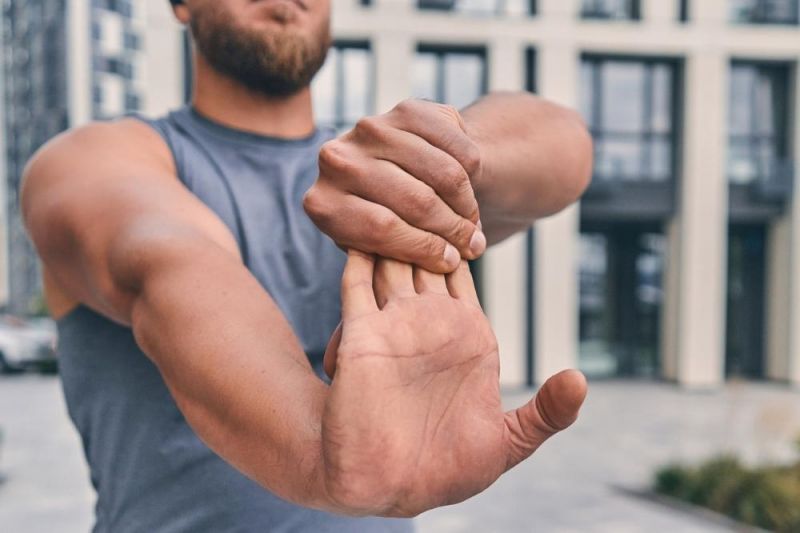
[
  {"x1": 319, "y1": 193, "x2": 462, "y2": 273},
  {"x1": 413, "y1": 265, "x2": 448, "y2": 295},
  {"x1": 323, "y1": 322, "x2": 343, "y2": 380},
  {"x1": 503, "y1": 369, "x2": 587, "y2": 471},
  {"x1": 343, "y1": 159, "x2": 485, "y2": 260},
  {"x1": 445, "y1": 261, "x2": 480, "y2": 306},
  {"x1": 373, "y1": 257, "x2": 415, "y2": 308},
  {"x1": 341, "y1": 250, "x2": 379, "y2": 320},
  {"x1": 387, "y1": 100, "x2": 482, "y2": 183},
  {"x1": 352, "y1": 122, "x2": 480, "y2": 223}
]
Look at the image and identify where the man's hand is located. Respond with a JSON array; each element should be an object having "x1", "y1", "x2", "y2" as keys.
[
  {"x1": 319, "y1": 251, "x2": 587, "y2": 517},
  {"x1": 303, "y1": 99, "x2": 487, "y2": 274}
]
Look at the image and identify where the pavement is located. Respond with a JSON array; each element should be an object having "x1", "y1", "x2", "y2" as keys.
[{"x1": 1, "y1": 375, "x2": 799, "y2": 532}]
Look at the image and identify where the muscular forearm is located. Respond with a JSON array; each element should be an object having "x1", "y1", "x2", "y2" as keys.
[
  {"x1": 461, "y1": 91, "x2": 593, "y2": 244},
  {"x1": 109, "y1": 224, "x2": 336, "y2": 511}
]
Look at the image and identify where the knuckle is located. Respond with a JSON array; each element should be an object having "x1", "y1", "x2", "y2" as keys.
[
  {"x1": 438, "y1": 103, "x2": 461, "y2": 123},
  {"x1": 302, "y1": 186, "x2": 331, "y2": 222},
  {"x1": 318, "y1": 140, "x2": 345, "y2": 171},
  {"x1": 461, "y1": 142, "x2": 482, "y2": 176},
  {"x1": 448, "y1": 216, "x2": 473, "y2": 243},
  {"x1": 370, "y1": 210, "x2": 397, "y2": 238},
  {"x1": 354, "y1": 116, "x2": 385, "y2": 140},
  {"x1": 418, "y1": 233, "x2": 443, "y2": 259},
  {"x1": 439, "y1": 161, "x2": 470, "y2": 197},
  {"x1": 393, "y1": 98, "x2": 417, "y2": 117},
  {"x1": 409, "y1": 189, "x2": 438, "y2": 215}
]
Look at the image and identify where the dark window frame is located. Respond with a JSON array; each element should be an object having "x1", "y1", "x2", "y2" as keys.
[
  {"x1": 731, "y1": 0, "x2": 800, "y2": 25},
  {"x1": 319, "y1": 40, "x2": 375, "y2": 132},
  {"x1": 727, "y1": 59, "x2": 794, "y2": 185},
  {"x1": 581, "y1": 0, "x2": 641, "y2": 20},
  {"x1": 415, "y1": 43, "x2": 489, "y2": 105},
  {"x1": 581, "y1": 53, "x2": 684, "y2": 184}
]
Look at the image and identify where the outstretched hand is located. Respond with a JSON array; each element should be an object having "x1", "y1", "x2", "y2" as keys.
[{"x1": 320, "y1": 251, "x2": 587, "y2": 517}]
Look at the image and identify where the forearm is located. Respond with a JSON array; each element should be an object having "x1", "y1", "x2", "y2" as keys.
[
  {"x1": 111, "y1": 228, "x2": 335, "y2": 511},
  {"x1": 461, "y1": 91, "x2": 593, "y2": 244}
]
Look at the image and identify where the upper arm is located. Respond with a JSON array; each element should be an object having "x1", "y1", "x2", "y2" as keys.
[{"x1": 21, "y1": 118, "x2": 241, "y2": 325}]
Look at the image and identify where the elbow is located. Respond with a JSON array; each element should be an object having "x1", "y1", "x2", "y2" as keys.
[{"x1": 554, "y1": 109, "x2": 594, "y2": 209}]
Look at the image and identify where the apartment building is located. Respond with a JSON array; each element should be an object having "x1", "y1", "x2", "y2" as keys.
[
  {"x1": 0, "y1": 0, "x2": 182, "y2": 314},
  {"x1": 2, "y1": 0, "x2": 798, "y2": 389}
]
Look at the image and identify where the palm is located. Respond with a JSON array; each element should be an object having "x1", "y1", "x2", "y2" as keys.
[{"x1": 321, "y1": 252, "x2": 586, "y2": 517}]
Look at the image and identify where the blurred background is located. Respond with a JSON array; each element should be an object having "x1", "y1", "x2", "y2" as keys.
[{"x1": 1, "y1": 0, "x2": 800, "y2": 531}]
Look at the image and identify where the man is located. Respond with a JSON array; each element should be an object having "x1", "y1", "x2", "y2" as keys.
[{"x1": 21, "y1": 0, "x2": 592, "y2": 531}]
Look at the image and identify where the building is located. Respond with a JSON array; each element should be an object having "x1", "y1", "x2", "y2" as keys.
[
  {"x1": 3, "y1": 0, "x2": 799, "y2": 388},
  {"x1": 0, "y1": 0, "x2": 182, "y2": 314}
]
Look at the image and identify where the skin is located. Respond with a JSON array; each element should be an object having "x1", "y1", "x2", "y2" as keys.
[{"x1": 21, "y1": 0, "x2": 591, "y2": 518}]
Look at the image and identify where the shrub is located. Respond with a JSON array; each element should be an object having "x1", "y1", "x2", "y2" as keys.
[{"x1": 655, "y1": 456, "x2": 800, "y2": 532}]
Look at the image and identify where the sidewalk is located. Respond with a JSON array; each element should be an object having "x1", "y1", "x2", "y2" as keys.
[{"x1": 1, "y1": 375, "x2": 798, "y2": 532}]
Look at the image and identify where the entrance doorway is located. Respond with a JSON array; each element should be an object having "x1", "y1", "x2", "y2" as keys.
[
  {"x1": 725, "y1": 224, "x2": 767, "y2": 379},
  {"x1": 579, "y1": 224, "x2": 666, "y2": 379}
]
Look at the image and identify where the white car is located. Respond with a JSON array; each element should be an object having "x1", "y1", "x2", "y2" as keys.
[{"x1": 0, "y1": 315, "x2": 57, "y2": 374}]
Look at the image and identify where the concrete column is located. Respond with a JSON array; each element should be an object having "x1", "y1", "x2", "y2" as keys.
[
  {"x1": 67, "y1": 0, "x2": 92, "y2": 126},
  {"x1": 0, "y1": 41, "x2": 8, "y2": 308},
  {"x1": 143, "y1": 1, "x2": 185, "y2": 116},
  {"x1": 766, "y1": 217, "x2": 791, "y2": 380},
  {"x1": 669, "y1": 49, "x2": 729, "y2": 388},
  {"x1": 532, "y1": 43, "x2": 581, "y2": 384},
  {"x1": 482, "y1": 37, "x2": 528, "y2": 388},
  {"x1": 642, "y1": 0, "x2": 679, "y2": 24},
  {"x1": 785, "y1": 66, "x2": 800, "y2": 385},
  {"x1": 661, "y1": 219, "x2": 680, "y2": 381},
  {"x1": 372, "y1": 32, "x2": 414, "y2": 114},
  {"x1": 539, "y1": 0, "x2": 581, "y2": 19},
  {"x1": 691, "y1": 0, "x2": 728, "y2": 26}
]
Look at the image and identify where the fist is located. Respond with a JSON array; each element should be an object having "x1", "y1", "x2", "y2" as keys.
[{"x1": 304, "y1": 99, "x2": 487, "y2": 273}]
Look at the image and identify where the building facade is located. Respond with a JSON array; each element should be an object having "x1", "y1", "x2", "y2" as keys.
[
  {"x1": 2, "y1": 0, "x2": 798, "y2": 388},
  {"x1": 0, "y1": 0, "x2": 182, "y2": 314},
  {"x1": 322, "y1": 0, "x2": 800, "y2": 388}
]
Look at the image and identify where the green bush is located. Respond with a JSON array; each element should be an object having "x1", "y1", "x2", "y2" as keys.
[{"x1": 655, "y1": 456, "x2": 800, "y2": 532}]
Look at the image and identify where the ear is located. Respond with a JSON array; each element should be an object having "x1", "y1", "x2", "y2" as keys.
[{"x1": 172, "y1": 3, "x2": 191, "y2": 25}]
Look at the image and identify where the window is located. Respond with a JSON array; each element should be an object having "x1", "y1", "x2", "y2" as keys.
[
  {"x1": 312, "y1": 41, "x2": 373, "y2": 132},
  {"x1": 581, "y1": 0, "x2": 641, "y2": 20},
  {"x1": 731, "y1": 0, "x2": 799, "y2": 24},
  {"x1": 679, "y1": 0, "x2": 690, "y2": 21},
  {"x1": 728, "y1": 62, "x2": 792, "y2": 184},
  {"x1": 413, "y1": 45, "x2": 487, "y2": 109},
  {"x1": 581, "y1": 56, "x2": 679, "y2": 182},
  {"x1": 416, "y1": 0, "x2": 534, "y2": 16}
]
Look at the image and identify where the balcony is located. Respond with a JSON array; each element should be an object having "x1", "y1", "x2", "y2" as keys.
[
  {"x1": 582, "y1": 177, "x2": 676, "y2": 221},
  {"x1": 731, "y1": 0, "x2": 800, "y2": 24},
  {"x1": 729, "y1": 158, "x2": 795, "y2": 221}
]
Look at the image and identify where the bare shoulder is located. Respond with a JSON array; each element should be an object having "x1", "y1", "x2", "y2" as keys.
[{"x1": 22, "y1": 118, "x2": 173, "y2": 194}]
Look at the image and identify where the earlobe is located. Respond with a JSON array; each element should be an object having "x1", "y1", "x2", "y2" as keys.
[{"x1": 173, "y1": 4, "x2": 191, "y2": 25}]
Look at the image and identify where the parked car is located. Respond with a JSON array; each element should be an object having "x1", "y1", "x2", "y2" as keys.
[{"x1": 0, "y1": 315, "x2": 57, "y2": 374}]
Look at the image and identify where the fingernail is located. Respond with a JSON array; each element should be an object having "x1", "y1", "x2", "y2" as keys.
[
  {"x1": 477, "y1": 219, "x2": 483, "y2": 231},
  {"x1": 443, "y1": 244, "x2": 460, "y2": 268},
  {"x1": 470, "y1": 230, "x2": 487, "y2": 257}
]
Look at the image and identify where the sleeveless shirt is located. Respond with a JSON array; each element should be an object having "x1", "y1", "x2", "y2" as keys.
[{"x1": 55, "y1": 106, "x2": 413, "y2": 532}]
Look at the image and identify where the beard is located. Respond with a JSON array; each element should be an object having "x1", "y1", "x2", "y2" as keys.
[{"x1": 190, "y1": 5, "x2": 330, "y2": 98}]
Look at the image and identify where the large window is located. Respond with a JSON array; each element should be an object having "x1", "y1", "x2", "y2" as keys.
[
  {"x1": 312, "y1": 41, "x2": 373, "y2": 132},
  {"x1": 731, "y1": 0, "x2": 799, "y2": 24},
  {"x1": 580, "y1": 56, "x2": 679, "y2": 183},
  {"x1": 728, "y1": 62, "x2": 792, "y2": 185},
  {"x1": 413, "y1": 45, "x2": 487, "y2": 109},
  {"x1": 416, "y1": 0, "x2": 534, "y2": 16},
  {"x1": 581, "y1": 0, "x2": 641, "y2": 20}
]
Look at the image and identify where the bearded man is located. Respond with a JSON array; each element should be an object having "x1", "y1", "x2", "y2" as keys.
[{"x1": 21, "y1": 0, "x2": 592, "y2": 531}]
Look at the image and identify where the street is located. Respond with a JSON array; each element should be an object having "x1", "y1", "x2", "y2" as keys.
[{"x1": 2, "y1": 375, "x2": 799, "y2": 532}]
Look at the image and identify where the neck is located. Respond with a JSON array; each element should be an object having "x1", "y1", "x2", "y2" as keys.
[{"x1": 191, "y1": 53, "x2": 315, "y2": 139}]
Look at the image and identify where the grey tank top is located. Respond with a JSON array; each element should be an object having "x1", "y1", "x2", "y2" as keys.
[{"x1": 56, "y1": 106, "x2": 413, "y2": 533}]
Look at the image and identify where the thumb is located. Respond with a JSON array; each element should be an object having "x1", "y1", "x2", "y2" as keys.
[
  {"x1": 503, "y1": 369, "x2": 587, "y2": 470},
  {"x1": 323, "y1": 322, "x2": 343, "y2": 380}
]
